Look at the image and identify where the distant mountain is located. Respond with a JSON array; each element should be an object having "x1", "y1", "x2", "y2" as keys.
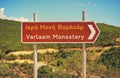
[{"x1": 0, "y1": 19, "x2": 120, "y2": 52}]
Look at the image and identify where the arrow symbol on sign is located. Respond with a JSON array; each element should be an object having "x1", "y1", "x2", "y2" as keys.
[{"x1": 88, "y1": 24, "x2": 96, "y2": 40}]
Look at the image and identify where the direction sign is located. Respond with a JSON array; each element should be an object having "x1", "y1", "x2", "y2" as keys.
[{"x1": 21, "y1": 22, "x2": 100, "y2": 43}]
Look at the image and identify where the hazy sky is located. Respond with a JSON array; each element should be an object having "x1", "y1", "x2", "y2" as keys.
[{"x1": 0, "y1": 0, "x2": 120, "y2": 26}]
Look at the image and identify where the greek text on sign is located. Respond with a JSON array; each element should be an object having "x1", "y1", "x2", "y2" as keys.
[{"x1": 21, "y1": 22, "x2": 100, "y2": 43}]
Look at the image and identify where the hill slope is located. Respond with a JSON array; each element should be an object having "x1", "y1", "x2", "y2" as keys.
[
  {"x1": 96, "y1": 23, "x2": 120, "y2": 46},
  {"x1": 0, "y1": 19, "x2": 120, "y2": 52},
  {"x1": 0, "y1": 19, "x2": 120, "y2": 78}
]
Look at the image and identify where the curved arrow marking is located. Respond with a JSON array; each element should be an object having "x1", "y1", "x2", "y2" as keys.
[{"x1": 88, "y1": 24, "x2": 96, "y2": 40}]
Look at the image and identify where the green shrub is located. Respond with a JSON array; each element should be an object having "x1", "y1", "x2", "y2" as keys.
[
  {"x1": 99, "y1": 47, "x2": 120, "y2": 70},
  {"x1": 37, "y1": 65, "x2": 77, "y2": 78},
  {"x1": 0, "y1": 63, "x2": 9, "y2": 76},
  {"x1": 96, "y1": 49, "x2": 102, "y2": 52},
  {"x1": 5, "y1": 54, "x2": 17, "y2": 60},
  {"x1": 37, "y1": 65, "x2": 52, "y2": 78},
  {"x1": 19, "y1": 54, "x2": 33, "y2": 60},
  {"x1": 0, "y1": 52, "x2": 5, "y2": 59},
  {"x1": 3, "y1": 70, "x2": 20, "y2": 78}
]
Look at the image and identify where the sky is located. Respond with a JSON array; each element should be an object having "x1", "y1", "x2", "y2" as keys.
[{"x1": 0, "y1": 0, "x2": 120, "y2": 26}]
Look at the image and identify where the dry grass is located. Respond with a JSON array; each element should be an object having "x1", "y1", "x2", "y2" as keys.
[
  {"x1": 8, "y1": 48, "x2": 58, "y2": 56},
  {"x1": 116, "y1": 37, "x2": 120, "y2": 42}
]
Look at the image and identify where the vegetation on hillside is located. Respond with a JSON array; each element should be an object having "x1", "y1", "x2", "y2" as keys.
[
  {"x1": 0, "y1": 19, "x2": 120, "y2": 52},
  {"x1": 0, "y1": 19, "x2": 120, "y2": 77},
  {"x1": 96, "y1": 23, "x2": 120, "y2": 47},
  {"x1": 99, "y1": 47, "x2": 120, "y2": 70},
  {"x1": 0, "y1": 47, "x2": 120, "y2": 78}
]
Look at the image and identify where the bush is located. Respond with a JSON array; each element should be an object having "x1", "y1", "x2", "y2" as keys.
[
  {"x1": 37, "y1": 65, "x2": 77, "y2": 78},
  {"x1": 0, "y1": 63, "x2": 9, "y2": 76},
  {"x1": 5, "y1": 49, "x2": 13, "y2": 54},
  {"x1": 21, "y1": 61, "x2": 33, "y2": 69},
  {"x1": 13, "y1": 62, "x2": 19, "y2": 66},
  {"x1": 0, "y1": 52, "x2": 5, "y2": 59},
  {"x1": 5, "y1": 54, "x2": 17, "y2": 60},
  {"x1": 19, "y1": 54, "x2": 33, "y2": 60},
  {"x1": 99, "y1": 47, "x2": 120, "y2": 70},
  {"x1": 3, "y1": 70, "x2": 20, "y2": 78},
  {"x1": 37, "y1": 65, "x2": 52, "y2": 78},
  {"x1": 96, "y1": 49, "x2": 102, "y2": 52}
]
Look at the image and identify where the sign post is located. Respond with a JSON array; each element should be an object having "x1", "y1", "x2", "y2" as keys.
[
  {"x1": 21, "y1": 12, "x2": 100, "y2": 78},
  {"x1": 33, "y1": 13, "x2": 37, "y2": 78},
  {"x1": 82, "y1": 11, "x2": 86, "y2": 78},
  {"x1": 21, "y1": 22, "x2": 99, "y2": 43}
]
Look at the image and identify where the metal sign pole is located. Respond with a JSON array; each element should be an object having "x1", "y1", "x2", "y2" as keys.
[
  {"x1": 83, "y1": 43, "x2": 86, "y2": 78},
  {"x1": 33, "y1": 13, "x2": 37, "y2": 78},
  {"x1": 34, "y1": 44, "x2": 37, "y2": 78},
  {"x1": 82, "y1": 11, "x2": 86, "y2": 78}
]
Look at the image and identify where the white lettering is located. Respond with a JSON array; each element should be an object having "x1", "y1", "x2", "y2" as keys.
[
  {"x1": 26, "y1": 34, "x2": 51, "y2": 40},
  {"x1": 52, "y1": 34, "x2": 84, "y2": 40}
]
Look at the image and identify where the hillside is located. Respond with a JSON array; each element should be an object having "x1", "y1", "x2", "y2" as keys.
[
  {"x1": 0, "y1": 19, "x2": 120, "y2": 52},
  {"x1": 96, "y1": 23, "x2": 120, "y2": 47},
  {"x1": 0, "y1": 19, "x2": 120, "y2": 78}
]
